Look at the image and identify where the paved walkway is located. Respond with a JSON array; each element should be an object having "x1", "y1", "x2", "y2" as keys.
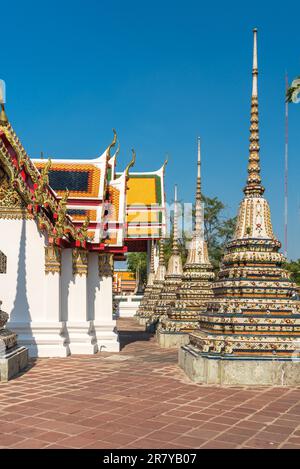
[{"x1": 0, "y1": 318, "x2": 300, "y2": 449}]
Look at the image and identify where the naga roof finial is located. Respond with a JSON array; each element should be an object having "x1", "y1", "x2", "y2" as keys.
[
  {"x1": 106, "y1": 128, "x2": 117, "y2": 159},
  {"x1": 125, "y1": 149, "x2": 136, "y2": 177},
  {"x1": 0, "y1": 104, "x2": 8, "y2": 126},
  {"x1": 162, "y1": 154, "x2": 168, "y2": 172}
]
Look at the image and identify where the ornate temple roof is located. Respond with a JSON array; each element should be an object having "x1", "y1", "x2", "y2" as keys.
[
  {"x1": 34, "y1": 149, "x2": 167, "y2": 250},
  {"x1": 0, "y1": 102, "x2": 167, "y2": 254},
  {"x1": 0, "y1": 108, "x2": 88, "y2": 248},
  {"x1": 32, "y1": 131, "x2": 128, "y2": 247},
  {"x1": 117, "y1": 161, "x2": 167, "y2": 241}
]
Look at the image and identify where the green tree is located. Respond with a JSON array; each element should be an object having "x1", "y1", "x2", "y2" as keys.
[
  {"x1": 127, "y1": 195, "x2": 237, "y2": 279},
  {"x1": 202, "y1": 195, "x2": 237, "y2": 271},
  {"x1": 163, "y1": 230, "x2": 189, "y2": 265},
  {"x1": 126, "y1": 252, "x2": 147, "y2": 285},
  {"x1": 284, "y1": 259, "x2": 300, "y2": 286}
]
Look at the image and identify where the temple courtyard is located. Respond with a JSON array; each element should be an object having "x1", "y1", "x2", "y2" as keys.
[{"x1": 0, "y1": 318, "x2": 299, "y2": 450}]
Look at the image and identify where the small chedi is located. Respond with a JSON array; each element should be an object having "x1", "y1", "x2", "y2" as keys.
[
  {"x1": 135, "y1": 240, "x2": 156, "y2": 323},
  {"x1": 179, "y1": 29, "x2": 300, "y2": 385},
  {"x1": 149, "y1": 185, "x2": 183, "y2": 327},
  {"x1": 0, "y1": 302, "x2": 28, "y2": 381},
  {"x1": 137, "y1": 239, "x2": 166, "y2": 327},
  {"x1": 157, "y1": 139, "x2": 214, "y2": 347},
  {"x1": 0, "y1": 253, "x2": 28, "y2": 381}
]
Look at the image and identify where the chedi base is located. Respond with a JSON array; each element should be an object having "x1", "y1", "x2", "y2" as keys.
[{"x1": 179, "y1": 345, "x2": 300, "y2": 386}]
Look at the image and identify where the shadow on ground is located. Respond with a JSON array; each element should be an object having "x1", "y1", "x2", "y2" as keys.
[{"x1": 118, "y1": 329, "x2": 154, "y2": 350}]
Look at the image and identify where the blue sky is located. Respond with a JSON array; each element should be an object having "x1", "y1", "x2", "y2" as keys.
[{"x1": 1, "y1": 0, "x2": 300, "y2": 259}]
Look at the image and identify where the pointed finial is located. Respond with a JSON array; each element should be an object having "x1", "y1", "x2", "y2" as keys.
[
  {"x1": 150, "y1": 239, "x2": 155, "y2": 273},
  {"x1": 252, "y1": 28, "x2": 258, "y2": 97},
  {"x1": 244, "y1": 28, "x2": 264, "y2": 197},
  {"x1": 197, "y1": 136, "x2": 201, "y2": 179},
  {"x1": 195, "y1": 136, "x2": 203, "y2": 235},
  {"x1": 172, "y1": 184, "x2": 180, "y2": 254},
  {"x1": 158, "y1": 238, "x2": 165, "y2": 266}
]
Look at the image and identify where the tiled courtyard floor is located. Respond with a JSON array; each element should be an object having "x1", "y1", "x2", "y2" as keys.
[{"x1": 0, "y1": 318, "x2": 300, "y2": 449}]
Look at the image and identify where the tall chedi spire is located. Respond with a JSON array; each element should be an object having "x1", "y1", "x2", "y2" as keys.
[
  {"x1": 138, "y1": 238, "x2": 167, "y2": 328},
  {"x1": 195, "y1": 136, "x2": 203, "y2": 235},
  {"x1": 179, "y1": 29, "x2": 300, "y2": 385},
  {"x1": 244, "y1": 28, "x2": 264, "y2": 198},
  {"x1": 150, "y1": 185, "x2": 183, "y2": 328},
  {"x1": 157, "y1": 139, "x2": 215, "y2": 348},
  {"x1": 135, "y1": 240, "x2": 156, "y2": 322}
]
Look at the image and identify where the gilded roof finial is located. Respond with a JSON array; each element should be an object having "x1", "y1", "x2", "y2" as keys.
[
  {"x1": 195, "y1": 136, "x2": 203, "y2": 236},
  {"x1": 244, "y1": 28, "x2": 264, "y2": 197},
  {"x1": 77, "y1": 215, "x2": 90, "y2": 243},
  {"x1": 55, "y1": 189, "x2": 69, "y2": 238},
  {"x1": 162, "y1": 154, "x2": 168, "y2": 172},
  {"x1": 0, "y1": 104, "x2": 8, "y2": 126},
  {"x1": 115, "y1": 141, "x2": 120, "y2": 160},
  {"x1": 34, "y1": 158, "x2": 52, "y2": 205},
  {"x1": 106, "y1": 129, "x2": 117, "y2": 159},
  {"x1": 125, "y1": 149, "x2": 136, "y2": 177},
  {"x1": 172, "y1": 184, "x2": 180, "y2": 254}
]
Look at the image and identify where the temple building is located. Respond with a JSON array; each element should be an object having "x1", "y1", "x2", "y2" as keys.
[
  {"x1": 157, "y1": 139, "x2": 214, "y2": 347},
  {"x1": 136, "y1": 239, "x2": 166, "y2": 326},
  {"x1": 113, "y1": 270, "x2": 136, "y2": 295},
  {"x1": 0, "y1": 99, "x2": 166, "y2": 357},
  {"x1": 179, "y1": 29, "x2": 300, "y2": 385},
  {"x1": 149, "y1": 185, "x2": 183, "y2": 328}
]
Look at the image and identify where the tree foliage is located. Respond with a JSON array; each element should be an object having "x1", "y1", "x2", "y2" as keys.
[
  {"x1": 126, "y1": 252, "x2": 147, "y2": 285},
  {"x1": 284, "y1": 259, "x2": 300, "y2": 286},
  {"x1": 202, "y1": 195, "x2": 237, "y2": 271},
  {"x1": 127, "y1": 195, "x2": 237, "y2": 279}
]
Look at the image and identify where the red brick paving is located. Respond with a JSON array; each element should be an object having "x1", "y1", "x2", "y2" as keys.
[{"x1": 0, "y1": 318, "x2": 300, "y2": 449}]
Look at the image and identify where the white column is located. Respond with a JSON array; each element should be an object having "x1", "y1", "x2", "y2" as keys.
[
  {"x1": 153, "y1": 240, "x2": 159, "y2": 273},
  {"x1": 35, "y1": 245, "x2": 70, "y2": 357},
  {"x1": 91, "y1": 252, "x2": 119, "y2": 352},
  {"x1": 66, "y1": 248, "x2": 98, "y2": 354}
]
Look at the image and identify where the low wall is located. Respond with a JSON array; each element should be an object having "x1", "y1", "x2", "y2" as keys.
[{"x1": 114, "y1": 295, "x2": 143, "y2": 318}]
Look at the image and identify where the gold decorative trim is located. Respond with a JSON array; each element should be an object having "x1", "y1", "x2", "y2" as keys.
[
  {"x1": 45, "y1": 246, "x2": 61, "y2": 275},
  {"x1": 98, "y1": 253, "x2": 113, "y2": 277},
  {"x1": 0, "y1": 167, "x2": 31, "y2": 219},
  {"x1": 72, "y1": 248, "x2": 88, "y2": 276}
]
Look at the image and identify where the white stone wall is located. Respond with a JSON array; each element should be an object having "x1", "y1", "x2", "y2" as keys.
[
  {"x1": 0, "y1": 218, "x2": 119, "y2": 357},
  {"x1": 0, "y1": 218, "x2": 45, "y2": 323}
]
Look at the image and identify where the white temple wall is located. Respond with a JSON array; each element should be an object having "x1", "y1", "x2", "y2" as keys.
[
  {"x1": 90, "y1": 252, "x2": 119, "y2": 352},
  {"x1": 0, "y1": 219, "x2": 119, "y2": 357},
  {"x1": 62, "y1": 248, "x2": 97, "y2": 355},
  {"x1": 0, "y1": 218, "x2": 45, "y2": 323}
]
